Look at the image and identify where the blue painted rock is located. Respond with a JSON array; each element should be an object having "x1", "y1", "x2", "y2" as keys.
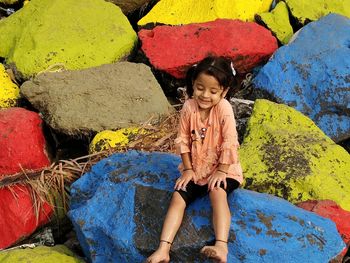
[
  {"x1": 69, "y1": 151, "x2": 345, "y2": 262},
  {"x1": 252, "y1": 14, "x2": 350, "y2": 142}
]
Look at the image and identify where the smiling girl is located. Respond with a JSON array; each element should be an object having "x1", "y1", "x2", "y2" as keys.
[{"x1": 147, "y1": 56, "x2": 243, "y2": 263}]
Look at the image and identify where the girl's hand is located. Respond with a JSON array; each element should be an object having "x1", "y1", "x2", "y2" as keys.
[
  {"x1": 175, "y1": 169, "x2": 195, "y2": 191},
  {"x1": 208, "y1": 170, "x2": 227, "y2": 191}
]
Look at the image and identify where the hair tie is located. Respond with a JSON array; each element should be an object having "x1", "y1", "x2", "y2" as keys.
[{"x1": 230, "y1": 62, "x2": 236, "y2": 76}]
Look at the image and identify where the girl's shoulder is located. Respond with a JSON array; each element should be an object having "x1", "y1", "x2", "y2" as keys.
[
  {"x1": 216, "y1": 99, "x2": 233, "y2": 113},
  {"x1": 182, "y1": 99, "x2": 197, "y2": 111}
]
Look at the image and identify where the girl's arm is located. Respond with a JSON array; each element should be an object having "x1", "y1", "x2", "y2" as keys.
[
  {"x1": 218, "y1": 100, "x2": 240, "y2": 165},
  {"x1": 181, "y1": 152, "x2": 192, "y2": 170}
]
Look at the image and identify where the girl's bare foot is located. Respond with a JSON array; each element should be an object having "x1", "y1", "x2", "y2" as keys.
[
  {"x1": 200, "y1": 242, "x2": 228, "y2": 263},
  {"x1": 146, "y1": 242, "x2": 171, "y2": 263}
]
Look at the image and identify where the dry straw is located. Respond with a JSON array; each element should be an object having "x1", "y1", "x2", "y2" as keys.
[{"x1": 0, "y1": 111, "x2": 180, "y2": 218}]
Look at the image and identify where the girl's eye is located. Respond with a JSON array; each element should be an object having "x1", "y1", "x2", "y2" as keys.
[{"x1": 211, "y1": 91, "x2": 218, "y2": 94}]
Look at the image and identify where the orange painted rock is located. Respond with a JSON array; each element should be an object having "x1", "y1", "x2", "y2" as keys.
[
  {"x1": 0, "y1": 185, "x2": 53, "y2": 249},
  {"x1": 139, "y1": 19, "x2": 278, "y2": 78},
  {"x1": 0, "y1": 107, "x2": 50, "y2": 177}
]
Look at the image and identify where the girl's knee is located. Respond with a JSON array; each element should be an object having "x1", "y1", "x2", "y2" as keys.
[
  {"x1": 171, "y1": 192, "x2": 187, "y2": 208},
  {"x1": 209, "y1": 188, "x2": 227, "y2": 201}
]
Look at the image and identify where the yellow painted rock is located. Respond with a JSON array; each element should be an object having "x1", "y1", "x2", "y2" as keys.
[
  {"x1": 0, "y1": 245, "x2": 83, "y2": 263},
  {"x1": 138, "y1": 0, "x2": 273, "y2": 26},
  {"x1": 239, "y1": 99, "x2": 350, "y2": 211},
  {"x1": 256, "y1": 1, "x2": 294, "y2": 45},
  {"x1": 90, "y1": 127, "x2": 143, "y2": 153},
  {"x1": 0, "y1": 0, "x2": 19, "y2": 4},
  {"x1": 0, "y1": 0, "x2": 137, "y2": 79},
  {"x1": 285, "y1": 0, "x2": 350, "y2": 24},
  {"x1": 0, "y1": 64, "x2": 19, "y2": 108}
]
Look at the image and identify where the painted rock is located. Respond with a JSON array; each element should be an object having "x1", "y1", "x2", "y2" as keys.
[
  {"x1": 69, "y1": 151, "x2": 345, "y2": 262},
  {"x1": 139, "y1": 19, "x2": 278, "y2": 78},
  {"x1": 256, "y1": 1, "x2": 294, "y2": 45},
  {"x1": 285, "y1": 0, "x2": 350, "y2": 25},
  {"x1": 0, "y1": 245, "x2": 83, "y2": 262},
  {"x1": 21, "y1": 62, "x2": 172, "y2": 135},
  {"x1": 138, "y1": 0, "x2": 273, "y2": 26},
  {"x1": 89, "y1": 127, "x2": 143, "y2": 153},
  {"x1": 252, "y1": 14, "x2": 350, "y2": 142},
  {"x1": 0, "y1": 0, "x2": 137, "y2": 78},
  {"x1": 0, "y1": 107, "x2": 50, "y2": 177},
  {"x1": 239, "y1": 99, "x2": 350, "y2": 211},
  {"x1": 297, "y1": 200, "x2": 350, "y2": 248},
  {"x1": 0, "y1": 185, "x2": 53, "y2": 249},
  {"x1": 0, "y1": 64, "x2": 19, "y2": 108}
]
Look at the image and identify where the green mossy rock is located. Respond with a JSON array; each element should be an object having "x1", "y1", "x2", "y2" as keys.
[
  {"x1": 285, "y1": 0, "x2": 350, "y2": 24},
  {"x1": 256, "y1": 1, "x2": 294, "y2": 45},
  {"x1": 0, "y1": 245, "x2": 83, "y2": 262},
  {"x1": 239, "y1": 99, "x2": 350, "y2": 211},
  {"x1": 0, "y1": 0, "x2": 137, "y2": 79}
]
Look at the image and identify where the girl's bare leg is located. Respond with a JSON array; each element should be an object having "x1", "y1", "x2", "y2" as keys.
[
  {"x1": 146, "y1": 192, "x2": 186, "y2": 263},
  {"x1": 200, "y1": 188, "x2": 230, "y2": 263}
]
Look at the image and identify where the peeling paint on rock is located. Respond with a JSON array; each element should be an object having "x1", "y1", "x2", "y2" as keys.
[
  {"x1": 69, "y1": 151, "x2": 345, "y2": 262},
  {"x1": 239, "y1": 99, "x2": 350, "y2": 211}
]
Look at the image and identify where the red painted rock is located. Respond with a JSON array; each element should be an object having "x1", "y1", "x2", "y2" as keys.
[
  {"x1": 297, "y1": 200, "x2": 350, "y2": 247},
  {"x1": 0, "y1": 184, "x2": 53, "y2": 249},
  {"x1": 0, "y1": 107, "x2": 50, "y2": 177},
  {"x1": 139, "y1": 19, "x2": 278, "y2": 79}
]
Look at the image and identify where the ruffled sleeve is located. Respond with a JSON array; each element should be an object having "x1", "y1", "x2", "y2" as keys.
[
  {"x1": 218, "y1": 100, "x2": 240, "y2": 164},
  {"x1": 174, "y1": 101, "x2": 191, "y2": 154}
]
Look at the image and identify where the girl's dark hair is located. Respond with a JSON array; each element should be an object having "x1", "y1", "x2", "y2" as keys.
[{"x1": 185, "y1": 56, "x2": 237, "y2": 100}]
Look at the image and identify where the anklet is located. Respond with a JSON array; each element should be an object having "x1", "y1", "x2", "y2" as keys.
[
  {"x1": 160, "y1": 240, "x2": 173, "y2": 245},
  {"x1": 216, "y1": 239, "x2": 228, "y2": 243}
]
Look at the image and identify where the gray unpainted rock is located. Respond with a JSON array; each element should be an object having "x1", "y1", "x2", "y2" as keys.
[{"x1": 21, "y1": 62, "x2": 173, "y2": 135}]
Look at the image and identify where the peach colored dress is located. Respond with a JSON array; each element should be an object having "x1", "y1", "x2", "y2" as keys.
[{"x1": 174, "y1": 98, "x2": 243, "y2": 186}]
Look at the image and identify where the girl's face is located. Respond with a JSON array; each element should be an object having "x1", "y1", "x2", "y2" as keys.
[{"x1": 193, "y1": 73, "x2": 228, "y2": 111}]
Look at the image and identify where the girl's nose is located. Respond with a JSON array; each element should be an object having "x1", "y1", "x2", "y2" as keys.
[{"x1": 203, "y1": 90, "x2": 210, "y2": 97}]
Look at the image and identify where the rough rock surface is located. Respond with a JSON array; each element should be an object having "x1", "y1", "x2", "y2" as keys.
[
  {"x1": 0, "y1": 245, "x2": 83, "y2": 262},
  {"x1": 21, "y1": 62, "x2": 172, "y2": 135},
  {"x1": 297, "y1": 200, "x2": 350, "y2": 247},
  {"x1": 0, "y1": 0, "x2": 137, "y2": 78},
  {"x1": 139, "y1": 19, "x2": 278, "y2": 79},
  {"x1": 69, "y1": 151, "x2": 345, "y2": 262},
  {"x1": 239, "y1": 99, "x2": 350, "y2": 211},
  {"x1": 0, "y1": 185, "x2": 53, "y2": 249},
  {"x1": 256, "y1": 1, "x2": 294, "y2": 44},
  {"x1": 0, "y1": 107, "x2": 50, "y2": 176},
  {"x1": 0, "y1": 64, "x2": 19, "y2": 108},
  {"x1": 105, "y1": 0, "x2": 154, "y2": 14},
  {"x1": 138, "y1": 0, "x2": 273, "y2": 26},
  {"x1": 252, "y1": 14, "x2": 350, "y2": 142},
  {"x1": 285, "y1": 0, "x2": 350, "y2": 25}
]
